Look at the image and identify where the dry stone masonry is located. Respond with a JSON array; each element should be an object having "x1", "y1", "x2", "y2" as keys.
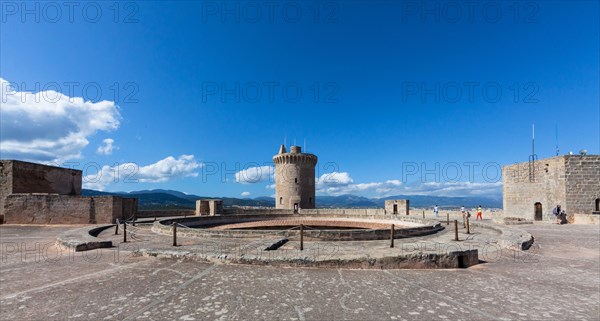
[
  {"x1": 502, "y1": 155, "x2": 600, "y2": 222},
  {"x1": 0, "y1": 160, "x2": 137, "y2": 224}
]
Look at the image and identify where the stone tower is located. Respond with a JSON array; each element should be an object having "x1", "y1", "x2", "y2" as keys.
[{"x1": 273, "y1": 144, "x2": 318, "y2": 210}]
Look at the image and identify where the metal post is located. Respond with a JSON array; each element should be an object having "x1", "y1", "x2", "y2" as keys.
[
  {"x1": 132, "y1": 217, "x2": 136, "y2": 227},
  {"x1": 422, "y1": 210, "x2": 425, "y2": 219},
  {"x1": 466, "y1": 217, "x2": 470, "y2": 234},
  {"x1": 446, "y1": 213, "x2": 449, "y2": 225},
  {"x1": 123, "y1": 222, "x2": 127, "y2": 243},
  {"x1": 454, "y1": 220, "x2": 458, "y2": 241},
  {"x1": 390, "y1": 224, "x2": 395, "y2": 248},
  {"x1": 172, "y1": 222, "x2": 178, "y2": 246},
  {"x1": 300, "y1": 224, "x2": 304, "y2": 251},
  {"x1": 115, "y1": 219, "x2": 119, "y2": 235},
  {"x1": 154, "y1": 216, "x2": 157, "y2": 222}
]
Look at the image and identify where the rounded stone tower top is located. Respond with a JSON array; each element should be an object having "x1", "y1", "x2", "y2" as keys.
[{"x1": 273, "y1": 145, "x2": 318, "y2": 165}]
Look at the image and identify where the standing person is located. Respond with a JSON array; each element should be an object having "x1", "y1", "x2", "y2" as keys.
[
  {"x1": 460, "y1": 205, "x2": 466, "y2": 226},
  {"x1": 433, "y1": 205, "x2": 439, "y2": 218},
  {"x1": 476, "y1": 205, "x2": 483, "y2": 221}
]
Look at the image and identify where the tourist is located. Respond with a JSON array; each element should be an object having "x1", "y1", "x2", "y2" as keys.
[
  {"x1": 476, "y1": 205, "x2": 483, "y2": 220},
  {"x1": 553, "y1": 205, "x2": 566, "y2": 224},
  {"x1": 433, "y1": 205, "x2": 439, "y2": 218},
  {"x1": 460, "y1": 205, "x2": 466, "y2": 225}
]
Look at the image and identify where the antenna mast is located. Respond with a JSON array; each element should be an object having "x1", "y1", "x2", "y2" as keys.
[
  {"x1": 528, "y1": 124, "x2": 538, "y2": 182},
  {"x1": 555, "y1": 124, "x2": 559, "y2": 156}
]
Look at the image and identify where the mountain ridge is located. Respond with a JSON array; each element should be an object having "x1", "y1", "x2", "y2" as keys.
[{"x1": 82, "y1": 189, "x2": 502, "y2": 210}]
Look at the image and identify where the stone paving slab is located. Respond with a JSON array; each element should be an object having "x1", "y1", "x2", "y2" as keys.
[{"x1": 0, "y1": 223, "x2": 598, "y2": 320}]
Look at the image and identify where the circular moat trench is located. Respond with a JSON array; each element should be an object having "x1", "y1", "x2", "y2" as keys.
[{"x1": 151, "y1": 214, "x2": 445, "y2": 241}]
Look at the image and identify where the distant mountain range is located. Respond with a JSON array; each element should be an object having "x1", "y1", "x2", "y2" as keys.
[{"x1": 82, "y1": 189, "x2": 502, "y2": 210}]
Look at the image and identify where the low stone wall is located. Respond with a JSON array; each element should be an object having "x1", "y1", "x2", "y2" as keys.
[
  {"x1": 571, "y1": 213, "x2": 600, "y2": 225},
  {"x1": 222, "y1": 208, "x2": 295, "y2": 215},
  {"x1": 2, "y1": 194, "x2": 136, "y2": 224},
  {"x1": 56, "y1": 224, "x2": 114, "y2": 251},
  {"x1": 298, "y1": 208, "x2": 386, "y2": 215},
  {"x1": 137, "y1": 209, "x2": 195, "y2": 219},
  {"x1": 152, "y1": 214, "x2": 444, "y2": 241},
  {"x1": 134, "y1": 248, "x2": 479, "y2": 269}
]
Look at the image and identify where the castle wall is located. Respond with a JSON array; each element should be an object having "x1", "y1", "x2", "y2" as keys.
[
  {"x1": 0, "y1": 160, "x2": 82, "y2": 195},
  {"x1": 502, "y1": 156, "x2": 567, "y2": 221},
  {"x1": 565, "y1": 155, "x2": 600, "y2": 215},
  {"x1": 384, "y1": 200, "x2": 410, "y2": 215},
  {"x1": 2, "y1": 194, "x2": 136, "y2": 224}
]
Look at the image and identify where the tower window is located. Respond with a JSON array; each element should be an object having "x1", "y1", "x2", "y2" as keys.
[
  {"x1": 295, "y1": 178, "x2": 298, "y2": 183},
  {"x1": 279, "y1": 197, "x2": 283, "y2": 205}
]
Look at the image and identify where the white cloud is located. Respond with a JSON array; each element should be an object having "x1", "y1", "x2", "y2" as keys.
[
  {"x1": 316, "y1": 172, "x2": 353, "y2": 186},
  {"x1": 83, "y1": 155, "x2": 202, "y2": 191},
  {"x1": 0, "y1": 78, "x2": 121, "y2": 162},
  {"x1": 241, "y1": 191, "x2": 251, "y2": 197},
  {"x1": 96, "y1": 138, "x2": 116, "y2": 155},
  {"x1": 235, "y1": 166, "x2": 274, "y2": 183},
  {"x1": 314, "y1": 170, "x2": 501, "y2": 198}
]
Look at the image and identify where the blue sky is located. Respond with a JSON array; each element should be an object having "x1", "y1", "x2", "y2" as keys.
[{"x1": 1, "y1": 1, "x2": 598, "y2": 199}]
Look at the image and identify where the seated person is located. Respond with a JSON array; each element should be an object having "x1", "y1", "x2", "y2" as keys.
[{"x1": 553, "y1": 205, "x2": 566, "y2": 224}]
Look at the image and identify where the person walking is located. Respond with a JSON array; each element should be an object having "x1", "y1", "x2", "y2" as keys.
[
  {"x1": 476, "y1": 205, "x2": 483, "y2": 221},
  {"x1": 460, "y1": 205, "x2": 466, "y2": 226},
  {"x1": 433, "y1": 205, "x2": 439, "y2": 218}
]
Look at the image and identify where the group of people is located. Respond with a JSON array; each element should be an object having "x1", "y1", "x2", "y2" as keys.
[
  {"x1": 433, "y1": 205, "x2": 483, "y2": 222},
  {"x1": 432, "y1": 204, "x2": 567, "y2": 224}
]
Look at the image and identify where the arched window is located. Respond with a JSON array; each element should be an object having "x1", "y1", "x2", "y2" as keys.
[
  {"x1": 309, "y1": 197, "x2": 312, "y2": 204},
  {"x1": 295, "y1": 178, "x2": 298, "y2": 183},
  {"x1": 279, "y1": 197, "x2": 283, "y2": 205},
  {"x1": 595, "y1": 198, "x2": 600, "y2": 211}
]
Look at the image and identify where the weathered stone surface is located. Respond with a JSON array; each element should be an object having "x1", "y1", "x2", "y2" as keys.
[
  {"x1": 2, "y1": 222, "x2": 597, "y2": 320},
  {"x1": 503, "y1": 155, "x2": 600, "y2": 221},
  {"x1": 195, "y1": 199, "x2": 223, "y2": 216},
  {"x1": 2, "y1": 194, "x2": 137, "y2": 224},
  {"x1": 273, "y1": 145, "x2": 317, "y2": 210},
  {"x1": 384, "y1": 199, "x2": 410, "y2": 215},
  {"x1": 56, "y1": 224, "x2": 114, "y2": 251}
]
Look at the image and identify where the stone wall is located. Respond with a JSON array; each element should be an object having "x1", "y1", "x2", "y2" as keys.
[
  {"x1": 0, "y1": 160, "x2": 82, "y2": 195},
  {"x1": 565, "y1": 155, "x2": 600, "y2": 215},
  {"x1": 195, "y1": 200, "x2": 223, "y2": 216},
  {"x1": 502, "y1": 156, "x2": 567, "y2": 221},
  {"x1": 502, "y1": 155, "x2": 600, "y2": 220},
  {"x1": 2, "y1": 194, "x2": 136, "y2": 224},
  {"x1": 384, "y1": 200, "x2": 410, "y2": 215},
  {"x1": 1, "y1": 160, "x2": 83, "y2": 221},
  {"x1": 138, "y1": 209, "x2": 195, "y2": 219}
]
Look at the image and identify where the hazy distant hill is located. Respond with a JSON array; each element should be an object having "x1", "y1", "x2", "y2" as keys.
[{"x1": 83, "y1": 189, "x2": 501, "y2": 209}]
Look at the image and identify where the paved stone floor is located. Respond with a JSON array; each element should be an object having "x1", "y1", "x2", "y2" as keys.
[
  {"x1": 0, "y1": 223, "x2": 598, "y2": 320},
  {"x1": 96, "y1": 219, "x2": 502, "y2": 264}
]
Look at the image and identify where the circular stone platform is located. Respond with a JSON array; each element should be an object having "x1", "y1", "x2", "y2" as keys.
[{"x1": 151, "y1": 215, "x2": 444, "y2": 241}]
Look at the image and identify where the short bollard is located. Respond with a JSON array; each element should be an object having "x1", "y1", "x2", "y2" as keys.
[
  {"x1": 454, "y1": 220, "x2": 459, "y2": 241},
  {"x1": 390, "y1": 224, "x2": 395, "y2": 248},
  {"x1": 467, "y1": 217, "x2": 471, "y2": 234},
  {"x1": 115, "y1": 220, "x2": 119, "y2": 235},
  {"x1": 154, "y1": 216, "x2": 157, "y2": 222},
  {"x1": 422, "y1": 210, "x2": 425, "y2": 219},
  {"x1": 446, "y1": 213, "x2": 449, "y2": 225},
  {"x1": 132, "y1": 217, "x2": 136, "y2": 227},
  {"x1": 172, "y1": 222, "x2": 178, "y2": 246},
  {"x1": 123, "y1": 222, "x2": 127, "y2": 243},
  {"x1": 300, "y1": 224, "x2": 304, "y2": 251}
]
